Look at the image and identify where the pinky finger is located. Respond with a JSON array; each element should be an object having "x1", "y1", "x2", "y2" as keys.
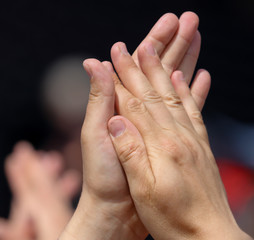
[
  {"x1": 190, "y1": 69, "x2": 211, "y2": 111},
  {"x1": 171, "y1": 71, "x2": 209, "y2": 141}
]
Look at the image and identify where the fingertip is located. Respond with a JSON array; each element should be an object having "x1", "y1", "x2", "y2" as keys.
[
  {"x1": 178, "y1": 12, "x2": 199, "y2": 43},
  {"x1": 158, "y1": 12, "x2": 178, "y2": 26},
  {"x1": 111, "y1": 41, "x2": 125, "y2": 54},
  {"x1": 171, "y1": 70, "x2": 187, "y2": 93},
  {"x1": 171, "y1": 70, "x2": 185, "y2": 82},
  {"x1": 13, "y1": 141, "x2": 33, "y2": 153},
  {"x1": 191, "y1": 69, "x2": 211, "y2": 110},
  {"x1": 108, "y1": 116, "x2": 127, "y2": 138},
  {"x1": 83, "y1": 58, "x2": 102, "y2": 77},
  {"x1": 180, "y1": 11, "x2": 199, "y2": 27},
  {"x1": 137, "y1": 41, "x2": 158, "y2": 64},
  {"x1": 111, "y1": 42, "x2": 130, "y2": 59},
  {"x1": 184, "y1": 30, "x2": 201, "y2": 58},
  {"x1": 102, "y1": 61, "x2": 114, "y2": 73},
  {"x1": 41, "y1": 151, "x2": 63, "y2": 177},
  {"x1": 108, "y1": 115, "x2": 143, "y2": 140},
  {"x1": 196, "y1": 69, "x2": 212, "y2": 85}
]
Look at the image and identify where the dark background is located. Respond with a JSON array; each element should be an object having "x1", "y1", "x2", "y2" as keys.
[{"x1": 1, "y1": 0, "x2": 254, "y2": 218}]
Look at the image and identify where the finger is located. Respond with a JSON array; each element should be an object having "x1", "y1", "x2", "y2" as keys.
[
  {"x1": 108, "y1": 116, "x2": 154, "y2": 197},
  {"x1": 82, "y1": 59, "x2": 127, "y2": 193},
  {"x1": 190, "y1": 69, "x2": 211, "y2": 111},
  {"x1": 161, "y1": 11, "x2": 199, "y2": 75},
  {"x1": 178, "y1": 31, "x2": 201, "y2": 85},
  {"x1": 40, "y1": 151, "x2": 64, "y2": 179},
  {"x1": 58, "y1": 169, "x2": 82, "y2": 199},
  {"x1": 0, "y1": 218, "x2": 33, "y2": 240},
  {"x1": 0, "y1": 219, "x2": 12, "y2": 240},
  {"x1": 137, "y1": 41, "x2": 193, "y2": 128},
  {"x1": 12, "y1": 141, "x2": 34, "y2": 153},
  {"x1": 5, "y1": 152, "x2": 29, "y2": 198},
  {"x1": 111, "y1": 42, "x2": 174, "y2": 128},
  {"x1": 104, "y1": 61, "x2": 162, "y2": 137},
  {"x1": 114, "y1": 74, "x2": 161, "y2": 139},
  {"x1": 171, "y1": 71, "x2": 208, "y2": 140},
  {"x1": 82, "y1": 59, "x2": 115, "y2": 136},
  {"x1": 102, "y1": 61, "x2": 115, "y2": 73},
  {"x1": 132, "y1": 13, "x2": 179, "y2": 66}
]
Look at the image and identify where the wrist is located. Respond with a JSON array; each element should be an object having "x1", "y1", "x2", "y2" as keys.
[
  {"x1": 195, "y1": 218, "x2": 253, "y2": 240},
  {"x1": 59, "y1": 192, "x2": 145, "y2": 240}
]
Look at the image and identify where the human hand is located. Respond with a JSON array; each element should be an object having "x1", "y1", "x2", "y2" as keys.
[
  {"x1": 60, "y1": 12, "x2": 211, "y2": 240},
  {"x1": 107, "y1": 40, "x2": 252, "y2": 240},
  {"x1": 133, "y1": 11, "x2": 210, "y2": 110},
  {"x1": 0, "y1": 142, "x2": 80, "y2": 240}
]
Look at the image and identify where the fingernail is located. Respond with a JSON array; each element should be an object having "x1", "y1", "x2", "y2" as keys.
[
  {"x1": 109, "y1": 119, "x2": 126, "y2": 137},
  {"x1": 146, "y1": 43, "x2": 156, "y2": 56},
  {"x1": 119, "y1": 43, "x2": 130, "y2": 56},
  {"x1": 83, "y1": 62, "x2": 93, "y2": 77}
]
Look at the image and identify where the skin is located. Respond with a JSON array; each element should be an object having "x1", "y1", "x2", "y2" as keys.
[
  {"x1": 107, "y1": 41, "x2": 253, "y2": 239},
  {"x1": 60, "y1": 12, "x2": 212, "y2": 240},
  {"x1": 0, "y1": 12, "x2": 210, "y2": 240},
  {"x1": 0, "y1": 142, "x2": 80, "y2": 240}
]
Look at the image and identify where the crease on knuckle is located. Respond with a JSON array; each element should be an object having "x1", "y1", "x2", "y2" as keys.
[
  {"x1": 152, "y1": 135, "x2": 183, "y2": 162},
  {"x1": 190, "y1": 110, "x2": 204, "y2": 124},
  {"x1": 143, "y1": 89, "x2": 162, "y2": 104},
  {"x1": 178, "y1": 33, "x2": 192, "y2": 46},
  {"x1": 163, "y1": 92, "x2": 182, "y2": 108},
  {"x1": 88, "y1": 90, "x2": 103, "y2": 104},
  {"x1": 126, "y1": 97, "x2": 146, "y2": 114},
  {"x1": 118, "y1": 141, "x2": 144, "y2": 165},
  {"x1": 148, "y1": 35, "x2": 165, "y2": 51}
]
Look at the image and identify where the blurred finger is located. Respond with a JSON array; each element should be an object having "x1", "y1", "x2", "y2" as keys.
[{"x1": 58, "y1": 169, "x2": 82, "y2": 199}]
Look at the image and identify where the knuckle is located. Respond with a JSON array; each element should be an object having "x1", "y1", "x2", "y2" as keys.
[
  {"x1": 190, "y1": 111, "x2": 204, "y2": 124},
  {"x1": 118, "y1": 141, "x2": 145, "y2": 164},
  {"x1": 142, "y1": 89, "x2": 162, "y2": 103},
  {"x1": 161, "y1": 138, "x2": 182, "y2": 158},
  {"x1": 126, "y1": 97, "x2": 147, "y2": 114},
  {"x1": 88, "y1": 89, "x2": 103, "y2": 104},
  {"x1": 163, "y1": 92, "x2": 182, "y2": 108},
  {"x1": 150, "y1": 133, "x2": 183, "y2": 160},
  {"x1": 178, "y1": 135, "x2": 204, "y2": 165}
]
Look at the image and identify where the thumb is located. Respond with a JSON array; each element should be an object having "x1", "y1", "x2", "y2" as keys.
[
  {"x1": 108, "y1": 116, "x2": 154, "y2": 196},
  {"x1": 82, "y1": 59, "x2": 115, "y2": 137}
]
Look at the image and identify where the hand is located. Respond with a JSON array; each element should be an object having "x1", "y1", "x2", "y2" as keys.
[
  {"x1": 0, "y1": 142, "x2": 80, "y2": 240},
  {"x1": 107, "y1": 41, "x2": 252, "y2": 240},
  {"x1": 60, "y1": 12, "x2": 211, "y2": 240}
]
